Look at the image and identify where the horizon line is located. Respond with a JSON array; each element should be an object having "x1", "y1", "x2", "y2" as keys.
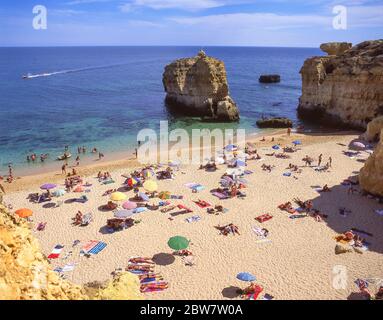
[{"x1": 0, "y1": 44, "x2": 319, "y2": 49}]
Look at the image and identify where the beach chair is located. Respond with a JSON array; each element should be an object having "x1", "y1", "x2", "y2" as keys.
[{"x1": 81, "y1": 213, "x2": 93, "y2": 226}]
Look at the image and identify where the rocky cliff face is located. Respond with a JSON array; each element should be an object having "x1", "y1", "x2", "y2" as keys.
[
  {"x1": 298, "y1": 40, "x2": 383, "y2": 129},
  {"x1": 319, "y1": 42, "x2": 352, "y2": 56},
  {"x1": 359, "y1": 130, "x2": 383, "y2": 197},
  {"x1": 163, "y1": 50, "x2": 239, "y2": 121},
  {"x1": 0, "y1": 204, "x2": 142, "y2": 300}
]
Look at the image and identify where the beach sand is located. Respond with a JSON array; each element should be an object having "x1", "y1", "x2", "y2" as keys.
[{"x1": 3, "y1": 131, "x2": 383, "y2": 300}]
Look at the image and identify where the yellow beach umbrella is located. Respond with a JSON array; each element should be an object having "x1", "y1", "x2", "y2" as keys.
[
  {"x1": 15, "y1": 208, "x2": 33, "y2": 218},
  {"x1": 143, "y1": 180, "x2": 158, "y2": 192},
  {"x1": 110, "y1": 192, "x2": 127, "y2": 202}
]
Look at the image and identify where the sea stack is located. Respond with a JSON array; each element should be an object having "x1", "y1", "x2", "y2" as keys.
[
  {"x1": 162, "y1": 50, "x2": 239, "y2": 122},
  {"x1": 297, "y1": 40, "x2": 383, "y2": 129}
]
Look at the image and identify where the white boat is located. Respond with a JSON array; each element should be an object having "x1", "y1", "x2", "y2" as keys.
[{"x1": 57, "y1": 153, "x2": 72, "y2": 161}]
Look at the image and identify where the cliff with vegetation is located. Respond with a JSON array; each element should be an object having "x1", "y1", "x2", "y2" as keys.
[
  {"x1": 0, "y1": 204, "x2": 142, "y2": 300},
  {"x1": 163, "y1": 50, "x2": 239, "y2": 122},
  {"x1": 298, "y1": 40, "x2": 383, "y2": 129}
]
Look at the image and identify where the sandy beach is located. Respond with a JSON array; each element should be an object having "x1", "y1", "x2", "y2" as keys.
[{"x1": 3, "y1": 131, "x2": 383, "y2": 300}]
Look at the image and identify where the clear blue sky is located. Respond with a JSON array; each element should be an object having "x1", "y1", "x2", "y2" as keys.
[{"x1": 0, "y1": 0, "x2": 382, "y2": 47}]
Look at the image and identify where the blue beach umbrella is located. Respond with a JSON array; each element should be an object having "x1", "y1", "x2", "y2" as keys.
[
  {"x1": 237, "y1": 272, "x2": 256, "y2": 282},
  {"x1": 235, "y1": 159, "x2": 246, "y2": 167},
  {"x1": 272, "y1": 145, "x2": 280, "y2": 150},
  {"x1": 225, "y1": 144, "x2": 237, "y2": 152},
  {"x1": 53, "y1": 189, "x2": 66, "y2": 197}
]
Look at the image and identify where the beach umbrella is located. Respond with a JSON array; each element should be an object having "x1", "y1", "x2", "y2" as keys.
[
  {"x1": 122, "y1": 201, "x2": 137, "y2": 210},
  {"x1": 139, "y1": 192, "x2": 150, "y2": 202},
  {"x1": 225, "y1": 144, "x2": 237, "y2": 152},
  {"x1": 114, "y1": 209, "x2": 134, "y2": 218},
  {"x1": 15, "y1": 208, "x2": 33, "y2": 218},
  {"x1": 110, "y1": 192, "x2": 127, "y2": 202},
  {"x1": 127, "y1": 177, "x2": 140, "y2": 187},
  {"x1": 226, "y1": 168, "x2": 244, "y2": 176},
  {"x1": 292, "y1": 140, "x2": 302, "y2": 146},
  {"x1": 40, "y1": 183, "x2": 57, "y2": 190},
  {"x1": 53, "y1": 189, "x2": 66, "y2": 197},
  {"x1": 272, "y1": 145, "x2": 280, "y2": 150},
  {"x1": 168, "y1": 236, "x2": 189, "y2": 251},
  {"x1": 143, "y1": 180, "x2": 158, "y2": 192},
  {"x1": 143, "y1": 168, "x2": 155, "y2": 179},
  {"x1": 237, "y1": 272, "x2": 256, "y2": 282},
  {"x1": 235, "y1": 159, "x2": 246, "y2": 167}
]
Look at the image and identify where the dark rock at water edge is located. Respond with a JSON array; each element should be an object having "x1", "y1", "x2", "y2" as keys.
[
  {"x1": 256, "y1": 117, "x2": 293, "y2": 128},
  {"x1": 259, "y1": 74, "x2": 281, "y2": 83}
]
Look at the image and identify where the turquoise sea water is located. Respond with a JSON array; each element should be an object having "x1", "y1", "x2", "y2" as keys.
[{"x1": 0, "y1": 46, "x2": 321, "y2": 175}]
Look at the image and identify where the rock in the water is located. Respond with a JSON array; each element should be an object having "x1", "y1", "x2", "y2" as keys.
[
  {"x1": 298, "y1": 40, "x2": 383, "y2": 130},
  {"x1": 363, "y1": 116, "x2": 383, "y2": 142},
  {"x1": 320, "y1": 42, "x2": 352, "y2": 55},
  {"x1": 259, "y1": 74, "x2": 280, "y2": 83},
  {"x1": 162, "y1": 50, "x2": 239, "y2": 122},
  {"x1": 359, "y1": 129, "x2": 383, "y2": 197},
  {"x1": 256, "y1": 117, "x2": 293, "y2": 128}
]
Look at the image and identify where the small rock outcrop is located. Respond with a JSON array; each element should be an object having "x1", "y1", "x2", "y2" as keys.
[
  {"x1": 259, "y1": 74, "x2": 280, "y2": 83},
  {"x1": 162, "y1": 50, "x2": 239, "y2": 122},
  {"x1": 298, "y1": 40, "x2": 383, "y2": 130},
  {"x1": 256, "y1": 117, "x2": 293, "y2": 128},
  {"x1": 359, "y1": 130, "x2": 383, "y2": 197},
  {"x1": 320, "y1": 42, "x2": 352, "y2": 55},
  {"x1": 362, "y1": 116, "x2": 383, "y2": 142}
]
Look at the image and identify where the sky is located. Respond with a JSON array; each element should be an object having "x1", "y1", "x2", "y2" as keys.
[{"x1": 0, "y1": 0, "x2": 382, "y2": 47}]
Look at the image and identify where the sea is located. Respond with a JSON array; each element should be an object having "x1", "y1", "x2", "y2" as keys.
[{"x1": 0, "y1": 46, "x2": 322, "y2": 176}]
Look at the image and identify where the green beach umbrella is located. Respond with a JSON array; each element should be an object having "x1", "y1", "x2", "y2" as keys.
[{"x1": 167, "y1": 236, "x2": 189, "y2": 251}]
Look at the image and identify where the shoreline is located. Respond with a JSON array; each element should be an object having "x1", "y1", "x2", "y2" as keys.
[{"x1": 2, "y1": 128, "x2": 360, "y2": 194}]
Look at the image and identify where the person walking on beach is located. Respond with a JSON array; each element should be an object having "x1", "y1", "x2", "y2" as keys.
[
  {"x1": 75, "y1": 155, "x2": 80, "y2": 166},
  {"x1": 287, "y1": 127, "x2": 291, "y2": 136},
  {"x1": 61, "y1": 163, "x2": 67, "y2": 175},
  {"x1": 318, "y1": 154, "x2": 323, "y2": 167},
  {"x1": 329, "y1": 156, "x2": 332, "y2": 167}
]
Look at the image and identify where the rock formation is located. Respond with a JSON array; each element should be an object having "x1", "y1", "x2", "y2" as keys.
[
  {"x1": 256, "y1": 117, "x2": 292, "y2": 128},
  {"x1": 259, "y1": 74, "x2": 281, "y2": 83},
  {"x1": 363, "y1": 116, "x2": 383, "y2": 142},
  {"x1": 320, "y1": 42, "x2": 352, "y2": 56},
  {"x1": 359, "y1": 129, "x2": 383, "y2": 197},
  {"x1": 298, "y1": 40, "x2": 383, "y2": 129},
  {"x1": 162, "y1": 50, "x2": 239, "y2": 121},
  {"x1": 0, "y1": 204, "x2": 142, "y2": 300}
]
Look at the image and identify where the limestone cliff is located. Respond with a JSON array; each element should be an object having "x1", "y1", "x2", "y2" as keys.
[
  {"x1": 0, "y1": 204, "x2": 143, "y2": 300},
  {"x1": 359, "y1": 130, "x2": 383, "y2": 197},
  {"x1": 319, "y1": 42, "x2": 352, "y2": 56},
  {"x1": 363, "y1": 116, "x2": 383, "y2": 142},
  {"x1": 163, "y1": 50, "x2": 239, "y2": 121},
  {"x1": 298, "y1": 40, "x2": 383, "y2": 129}
]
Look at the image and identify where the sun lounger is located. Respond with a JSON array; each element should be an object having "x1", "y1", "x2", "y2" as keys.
[
  {"x1": 177, "y1": 204, "x2": 192, "y2": 212},
  {"x1": 212, "y1": 192, "x2": 229, "y2": 200}
]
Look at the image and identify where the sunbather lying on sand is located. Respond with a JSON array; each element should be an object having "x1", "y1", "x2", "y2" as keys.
[
  {"x1": 215, "y1": 223, "x2": 240, "y2": 236},
  {"x1": 278, "y1": 202, "x2": 296, "y2": 213},
  {"x1": 72, "y1": 211, "x2": 83, "y2": 226},
  {"x1": 321, "y1": 184, "x2": 331, "y2": 192},
  {"x1": 261, "y1": 164, "x2": 275, "y2": 172}
]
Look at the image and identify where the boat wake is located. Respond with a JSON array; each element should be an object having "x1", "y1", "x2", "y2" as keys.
[{"x1": 22, "y1": 63, "x2": 126, "y2": 79}]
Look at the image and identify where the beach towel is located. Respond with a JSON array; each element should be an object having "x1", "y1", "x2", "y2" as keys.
[
  {"x1": 283, "y1": 172, "x2": 292, "y2": 177},
  {"x1": 194, "y1": 200, "x2": 211, "y2": 208},
  {"x1": 170, "y1": 195, "x2": 183, "y2": 199},
  {"x1": 245, "y1": 285, "x2": 263, "y2": 300},
  {"x1": 185, "y1": 215, "x2": 201, "y2": 223},
  {"x1": 102, "y1": 179, "x2": 115, "y2": 185},
  {"x1": 212, "y1": 192, "x2": 229, "y2": 200},
  {"x1": 47, "y1": 244, "x2": 64, "y2": 259},
  {"x1": 81, "y1": 240, "x2": 107, "y2": 255},
  {"x1": 177, "y1": 204, "x2": 192, "y2": 212},
  {"x1": 244, "y1": 170, "x2": 253, "y2": 175},
  {"x1": 255, "y1": 214, "x2": 273, "y2": 223}
]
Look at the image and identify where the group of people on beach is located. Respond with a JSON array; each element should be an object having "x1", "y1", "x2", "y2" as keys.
[{"x1": 27, "y1": 153, "x2": 48, "y2": 163}]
